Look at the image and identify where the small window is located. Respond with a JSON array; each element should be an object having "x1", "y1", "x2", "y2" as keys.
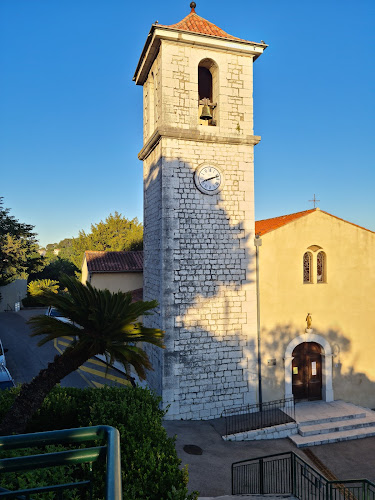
[
  {"x1": 303, "y1": 252, "x2": 312, "y2": 283},
  {"x1": 317, "y1": 251, "x2": 326, "y2": 283}
]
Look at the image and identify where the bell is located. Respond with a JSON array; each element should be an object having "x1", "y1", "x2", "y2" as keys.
[{"x1": 200, "y1": 104, "x2": 212, "y2": 120}]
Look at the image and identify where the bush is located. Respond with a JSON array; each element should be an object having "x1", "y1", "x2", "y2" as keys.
[
  {"x1": 27, "y1": 279, "x2": 59, "y2": 297},
  {"x1": 0, "y1": 386, "x2": 197, "y2": 500},
  {"x1": 21, "y1": 279, "x2": 60, "y2": 307},
  {"x1": 0, "y1": 444, "x2": 88, "y2": 499}
]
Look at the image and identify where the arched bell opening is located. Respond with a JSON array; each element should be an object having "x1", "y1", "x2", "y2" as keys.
[
  {"x1": 198, "y1": 58, "x2": 218, "y2": 126},
  {"x1": 198, "y1": 67, "x2": 212, "y2": 102}
]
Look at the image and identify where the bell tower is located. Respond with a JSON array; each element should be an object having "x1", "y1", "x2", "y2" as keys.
[{"x1": 134, "y1": 3, "x2": 267, "y2": 419}]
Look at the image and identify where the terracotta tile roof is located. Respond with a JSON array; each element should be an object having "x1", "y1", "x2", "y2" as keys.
[
  {"x1": 255, "y1": 209, "x2": 375, "y2": 236},
  {"x1": 129, "y1": 288, "x2": 143, "y2": 302},
  {"x1": 159, "y1": 5, "x2": 247, "y2": 42},
  {"x1": 255, "y1": 209, "x2": 316, "y2": 236},
  {"x1": 85, "y1": 251, "x2": 143, "y2": 273}
]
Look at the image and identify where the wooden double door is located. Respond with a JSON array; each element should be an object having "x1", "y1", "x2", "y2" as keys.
[{"x1": 292, "y1": 342, "x2": 322, "y2": 401}]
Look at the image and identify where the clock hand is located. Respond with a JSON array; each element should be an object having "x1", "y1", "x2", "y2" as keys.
[{"x1": 203, "y1": 175, "x2": 219, "y2": 182}]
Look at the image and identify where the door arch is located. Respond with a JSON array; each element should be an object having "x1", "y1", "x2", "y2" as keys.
[
  {"x1": 284, "y1": 333, "x2": 334, "y2": 402},
  {"x1": 292, "y1": 342, "x2": 322, "y2": 401}
]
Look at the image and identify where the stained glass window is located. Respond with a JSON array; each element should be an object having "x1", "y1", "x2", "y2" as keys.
[
  {"x1": 317, "y1": 251, "x2": 326, "y2": 283},
  {"x1": 303, "y1": 252, "x2": 312, "y2": 283}
]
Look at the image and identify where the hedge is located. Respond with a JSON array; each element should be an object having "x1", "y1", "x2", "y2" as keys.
[{"x1": 0, "y1": 386, "x2": 197, "y2": 500}]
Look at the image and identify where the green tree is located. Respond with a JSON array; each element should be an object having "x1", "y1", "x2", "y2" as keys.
[
  {"x1": 0, "y1": 198, "x2": 42, "y2": 286},
  {"x1": 69, "y1": 212, "x2": 143, "y2": 272},
  {"x1": 56, "y1": 237, "x2": 74, "y2": 261},
  {"x1": 0, "y1": 275, "x2": 164, "y2": 436},
  {"x1": 28, "y1": 256, "x2": 78, "y2": 283}
]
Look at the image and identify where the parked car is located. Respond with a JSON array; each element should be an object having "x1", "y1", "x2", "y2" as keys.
[
  {"x1": 0, "y1": 365, "x2": 15, "y2": 390},
  {"x1": 0, "y1": 339, "x2": 8, "y2": 366},
  {"x1": 45, "y1": 306, "x2": 72, "y2": 324}
]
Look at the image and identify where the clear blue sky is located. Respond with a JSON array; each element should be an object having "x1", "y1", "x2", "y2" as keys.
[{"x1": 1, "y1": 0, "x2": 374, "y2": 247}]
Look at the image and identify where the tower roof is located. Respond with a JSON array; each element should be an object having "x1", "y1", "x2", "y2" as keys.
[
  {"x1": 158, "y1": 3, "x2": 247, "y2": 42},
  {"x1": 133, "y1": 3, "x2": 267, "y2": 85}
]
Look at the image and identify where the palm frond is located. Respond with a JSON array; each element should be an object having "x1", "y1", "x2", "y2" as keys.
[
  {"x1": 28, "y1": 316, "x2": 81, "y2": 345},
  {"x1": 31, "y1": 275, "x2": 165, "y2": 380},
  {"x1": 107, "y1": 344, "x2": 152, "y2": 380}
]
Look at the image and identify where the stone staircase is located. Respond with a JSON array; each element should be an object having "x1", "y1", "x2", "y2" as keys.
[{"x1": 290, "y1": 400, "x2": 375, "y2": 447}]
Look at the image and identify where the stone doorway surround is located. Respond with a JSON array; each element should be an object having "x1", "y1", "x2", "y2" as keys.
[{"x1": 284, "y1": 331, "x2": 334, "y2": 402}]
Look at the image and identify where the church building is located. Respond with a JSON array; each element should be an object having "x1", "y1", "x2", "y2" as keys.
[
  {"x1": 102, "y1": 3, "x2": 375, "y2": 420},
  {"x1": 256, "y1": 208, "x2": 375, "y2": 409}
]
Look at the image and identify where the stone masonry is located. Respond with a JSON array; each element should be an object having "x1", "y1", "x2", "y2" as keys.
[{"x1": 134, "y1": 16, "x2": 266, "y2": 419}]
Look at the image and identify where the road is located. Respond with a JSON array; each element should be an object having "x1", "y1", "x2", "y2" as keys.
[{"x1": 0, "y1": 308, "x2": 131, "y2": 389}]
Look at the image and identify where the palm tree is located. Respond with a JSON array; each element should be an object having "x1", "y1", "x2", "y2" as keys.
[{"x1": 0, "y1": 275, "x2": 164, "y2": 436}]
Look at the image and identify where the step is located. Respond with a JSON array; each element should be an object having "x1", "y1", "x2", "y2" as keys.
[
  {"x1": 290, "y1": 425, "x2": 375, "y2": 448},
  {"x1": 297, "y1": 410, "x2": 366, "y2": 426},
  {"x1": 299, "y1": 415, "x2": 375, "y2": 437}
]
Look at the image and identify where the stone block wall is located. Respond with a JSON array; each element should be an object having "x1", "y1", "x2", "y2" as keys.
[
  {"x1": 141, "y1": 38, "x2": 259, "y2": 419},
  {"x1": 143, "y1": 51, "x2": 162, "y2": 142},
  {"x1": 143, "y1": 142, "x2": 164, "y2": 395},
  {"x1": 143, "y1": 137, "x2": 258, "y2": 419},
  {"x1": 160, "y1": 41, "x2": 254, "y2": 135}
]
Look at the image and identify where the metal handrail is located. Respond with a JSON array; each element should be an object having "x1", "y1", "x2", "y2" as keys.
[
  {"x1": 0, "y1": 425, "x2": 122, "y2": 499},
  {"x1": 222, "y1": 397, "x2": 295, "y2": 436},
  {"x1": 232, "y1": 451, "x2": 375, "y2": 499}
]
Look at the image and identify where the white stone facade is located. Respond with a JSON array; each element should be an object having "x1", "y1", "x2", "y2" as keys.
[{"x1": 135, "y1": 27, "x2": 265, "y2": 419}]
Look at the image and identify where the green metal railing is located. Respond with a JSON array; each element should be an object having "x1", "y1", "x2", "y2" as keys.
[
  {"x1": 0, "y1": 425, "x2": 122, "y2": 499},
  {"x1": 232, "y1": 451, "x2": 375, "y2": 500}
]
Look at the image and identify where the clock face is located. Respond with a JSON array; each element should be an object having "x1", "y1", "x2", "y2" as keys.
[{"x1": 194, "y1": 164, "x2": 223, "y2": 195}]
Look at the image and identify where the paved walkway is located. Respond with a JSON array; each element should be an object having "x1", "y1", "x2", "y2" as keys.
[
  {"x1": 5, "y1": 309, "x2": 131, "y2": 388},
  {"x1": 16, "y1": 307, "x2": 46, "y2": 320},
  {"x1": 164, "y1": 418, "x2": 296, "y2": 497},
  {"x1": 163, "y1": 401, "x2": 375, "y2": 498}
]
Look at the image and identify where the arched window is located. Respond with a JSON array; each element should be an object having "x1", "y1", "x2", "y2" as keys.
[
  {"x1": 198, "y1": 59, "x2": 218, "y2": 126},
  {"x1": 303, "y1": 252, "x2": 312, "y2": 283},
  {"x1": 317, "y1": 251, "x2": 326, "y2": 283}
]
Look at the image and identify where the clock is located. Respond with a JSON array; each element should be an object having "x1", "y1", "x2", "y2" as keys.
[{"x1": 194, "y1": 164, "x2": 223, "y2": 195}]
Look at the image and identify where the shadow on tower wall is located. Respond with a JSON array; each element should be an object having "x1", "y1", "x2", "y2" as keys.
[
  {"x1": 142, "y1": 155, "x2": 257, "y2": 419},
  {"x1": 141, "y1": 155, "x2": 375, "y2": 417}
]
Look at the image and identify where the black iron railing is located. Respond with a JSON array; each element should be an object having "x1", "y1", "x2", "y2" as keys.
[
  {"x1": 232, "y1": 451, "x2": 375, "y2": 500},
  {"x1": 222, "y1": 397, "x2": 295, "y2": 436}
]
